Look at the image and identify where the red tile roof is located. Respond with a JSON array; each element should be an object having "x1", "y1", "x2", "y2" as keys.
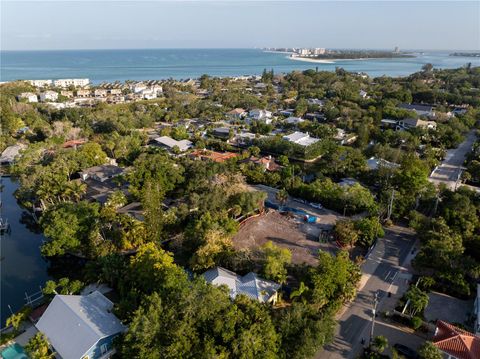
[
  {"x1": 433, "y1": 321, "x2": 480, "y2": 359},
  {"x1": 190, "y1": 150, "x2": 238, "y2": 163},
  {"x1": 62, "y1": 139, "x2": 87, "y2": 148}
]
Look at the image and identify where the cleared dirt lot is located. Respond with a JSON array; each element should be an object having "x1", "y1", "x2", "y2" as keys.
[{"x1": 233, "y1": 210, "x2": 336, "y2": 266}]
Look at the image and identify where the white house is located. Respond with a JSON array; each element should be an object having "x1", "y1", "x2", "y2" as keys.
[
  {"x1": 141, "y1": 89, "x2": 157, "y2": 100},
  {"x1": 28, "y1": 79, "x2": 52, "y2": 87},
  {"x1": 54, "y1": 78, "x2": 90, "y2": 88},
  {"x1": 283, "y1": 131, "x2": 320, "y2": 147},
  {"x1": 18, "y1": 92, "x2": 38, "y2": 102},
  {"x1": 249, "y1": 109, "x2": 273, "y2": 123},
  {"x1": 94, "y1": 89, "x2": 108, "y2": 98},
  {"x1": 359, "y1": 90, "x2": 368, "y2": 99},
  {"x1": 36, "y1": 291, "x2": 125, "y2": 359},
  {"x1": 131, "y1": 83, "x2": 147, "y2": 93},
  {"x1": 108, "y1": 89, "x2": 122, "y2": 95},
  {"x1": 203, "y1": 267, "x2": 280, "y2": 304},
  {"x1": 153, "y1": 136, "x2": 193, "y2": 152},
  {"x1": 39, "y1": 91, "x2": 58, "y2": 102}
]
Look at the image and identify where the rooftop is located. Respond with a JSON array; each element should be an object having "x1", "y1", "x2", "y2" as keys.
[
  {"x1": 36, "y1": 291, "x2": 125, "y2": 359},
  {"x1": 433, "y1": 321, "x2": 480, "y2": 359},
  {"x1": 203, "y1": 267, "x2": 280, "y2": 303}
]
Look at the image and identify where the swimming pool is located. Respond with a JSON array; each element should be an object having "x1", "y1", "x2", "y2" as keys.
[{"x1": 0, "y1": 343, "x2": 28, "y2": 359}]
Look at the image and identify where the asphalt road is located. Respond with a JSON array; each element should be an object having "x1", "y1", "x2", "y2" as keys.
[
  {"x1": 429, "y1": 130, "x2": 477, "y2": 190},
  {"x1": 319, "y1": 225, "x2": 416, "y2": 359}
]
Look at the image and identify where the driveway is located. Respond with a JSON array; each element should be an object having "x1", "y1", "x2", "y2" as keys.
[{"x1": 429, "y1": 130, "x2": 477, "y2": 190}]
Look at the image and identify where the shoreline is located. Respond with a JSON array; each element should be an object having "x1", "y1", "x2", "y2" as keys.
[
  {"x1": 287, "y1": 55, "x2": 415, "y2": 64},
  {"x1": 287, "y1": 56, "x2": 335, "y2": 64}
]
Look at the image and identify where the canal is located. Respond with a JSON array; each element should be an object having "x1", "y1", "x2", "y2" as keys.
[{"x1": 0, "y1": 177, "x2": 51, "y2": 326}]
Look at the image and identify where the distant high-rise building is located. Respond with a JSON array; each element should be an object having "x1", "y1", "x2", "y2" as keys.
[
  {"x1": 394, "y1": 46, "x2": 400, "y2": 53},
  {"x1": 313, "y1": 48, "x2": 326, "y2": 55}
]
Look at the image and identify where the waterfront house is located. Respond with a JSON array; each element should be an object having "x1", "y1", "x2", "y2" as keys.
[
  {"x1": 18, "y1": 92, "x2": 38, "y2": 103},
  {"x1": 432, "y1": 320, "x2": 480, "y2": 359},
  {"x1": 29, "y1": 79, "x2": 52, "y2": 88},
  {"x1": 36, "y1": 291, "x2": 125, "y2": 359},
  {"x1": 39, "y1": 91, "x2": 58, "y2": 102},
  {"x1": 283, "y1": 131, "x2": 319, "y2": 147},
  {"x1": 54, "y1": 78, "x2": 90, "y2": 88},
  {"x1": 398, "y1": 103, "x2": 435, "y2": 118},
  {"x1": 152, "y1": 136, "x2": 193, "y2": 152},
  {"x1": 203, "y1": 267, "x2": 280, "y2": 304},
  {"x1": 0, "y1": 144, "x2": 26, "y2": 165}
]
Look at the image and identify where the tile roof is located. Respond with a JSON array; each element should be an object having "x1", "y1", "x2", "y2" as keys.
[
  {"x1": 190, "y1": 150, "x2": 238, "y2": 163},
  {"x1": 433, "y1": 321, "x2": 480, "y2": 359}
]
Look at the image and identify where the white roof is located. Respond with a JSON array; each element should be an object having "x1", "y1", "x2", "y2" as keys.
[
  {"x1": 154, "y1": 136, "x2": 193, "y2": 152},
  {"x1": 0, "y1": 144, "x2": 25, "y2": 163},
  {"x1": 203, "y1": 267, "x2": 280, "y2": 303},
  {"x1": 285, "y1": 116, "x2": 304, "y2": 124},
  {"x1": 283, "y1": 131, "x2": 319, "y2": 147},
  {"x1": 36, "y1": 291, "x2": 125, "y2": 359}
]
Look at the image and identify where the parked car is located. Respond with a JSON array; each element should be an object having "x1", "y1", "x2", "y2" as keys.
[
  {"x1": 309, "y1": 202, "x2": 323, "y2": 209},
  {"x1": 393, "y1": 344, "x2": 418, "y2": 358}
]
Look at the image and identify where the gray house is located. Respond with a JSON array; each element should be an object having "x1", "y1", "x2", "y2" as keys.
[{"x1": 36, "y1": 291, "x2": 125, "y2": 359}]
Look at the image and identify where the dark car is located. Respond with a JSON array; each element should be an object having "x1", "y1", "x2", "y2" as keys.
[{"x1": 393, "y1": 343, "x2": 418, "y2": 358}]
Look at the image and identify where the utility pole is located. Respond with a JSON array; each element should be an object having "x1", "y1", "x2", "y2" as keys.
[
  {"x1": 369, "y1": 291, "x2": 379, "y2": 346},
  {"x1": 386, "y1": 188, "x2": 394, "y2": 220}
]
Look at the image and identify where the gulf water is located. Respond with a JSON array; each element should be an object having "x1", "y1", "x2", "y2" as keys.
[{"x1": 1, "y1": 48, "x2": 479, "y2": 83}]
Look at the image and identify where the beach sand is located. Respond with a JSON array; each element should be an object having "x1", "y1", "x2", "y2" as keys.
[{"x1": 287, "y1": 56, "x2": 335, "y2": 64}]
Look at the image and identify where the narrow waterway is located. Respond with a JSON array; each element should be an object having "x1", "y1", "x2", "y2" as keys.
[{"x1": 0, "y1": 177, "x2": 51, "y2": 326}]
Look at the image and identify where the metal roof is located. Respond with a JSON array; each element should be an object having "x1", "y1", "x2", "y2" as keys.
[
  {"x1": 36, "y1": 291, "x2": 125, "y2": 359},
  {"x1": 203, "y1": 267, "x2": 280, "y2": 303}
]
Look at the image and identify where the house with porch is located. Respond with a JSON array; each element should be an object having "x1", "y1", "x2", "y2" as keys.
[{"x1": 35, "y1": 291, "x2": 125, "y2": 359}]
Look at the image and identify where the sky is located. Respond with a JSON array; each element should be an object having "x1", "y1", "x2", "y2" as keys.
[{"x1": 1, "y1": 1, "x2": 479, "y2": 51}]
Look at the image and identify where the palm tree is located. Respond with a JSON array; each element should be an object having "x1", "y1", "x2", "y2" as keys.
[
  {"x1": 372, "y1": 335, "x2": 388, "y2": 354},
  {"x1": 290, "y1": 282, "x2": 309, "y2": 303}
]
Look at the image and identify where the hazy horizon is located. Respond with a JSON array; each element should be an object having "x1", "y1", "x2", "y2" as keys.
[{"x1": 2, "y1": 1, "x2": 479, "y2": 51}]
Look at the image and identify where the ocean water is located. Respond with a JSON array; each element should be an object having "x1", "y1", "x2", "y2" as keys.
[{"x1": 1, "y1": 48, "x2": 479, "y2": 84}]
